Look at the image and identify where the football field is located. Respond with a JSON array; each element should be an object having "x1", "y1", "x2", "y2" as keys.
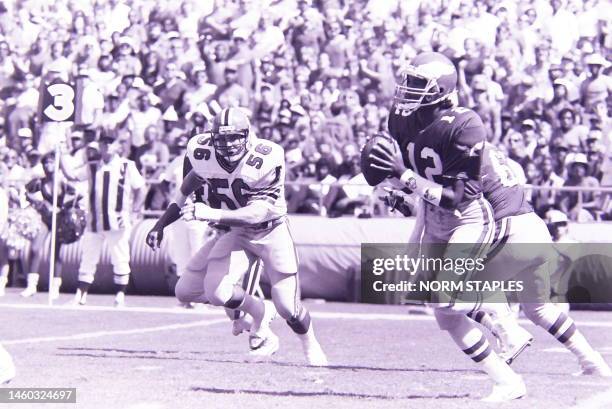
[{"x1": 1, "y1": 291, "x2": 611, "y2": 409}]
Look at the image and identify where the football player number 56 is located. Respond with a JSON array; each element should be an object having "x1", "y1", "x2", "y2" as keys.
[{"x1": 43, "y1": 83, "x2": 75, "y2": 122}]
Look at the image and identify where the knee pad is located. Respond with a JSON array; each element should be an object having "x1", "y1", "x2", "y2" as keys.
[{"x1": 286, "y1": 307, "x2": 311, "y2": 335}]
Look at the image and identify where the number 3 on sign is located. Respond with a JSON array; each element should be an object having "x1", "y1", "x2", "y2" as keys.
[{"x1": 43, "y1": 83, "x2": 75, "y2": 122}]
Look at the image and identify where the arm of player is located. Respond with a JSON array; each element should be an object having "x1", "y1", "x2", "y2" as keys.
[
  {"x1": 181, "y1": 163, "x2": 282, "y2": 227},
  {"x1": 181, "y1": 200, "x2": 271, "y2": 227},
  {"x1": 145, "y1": 170, "x2": 203, "y2": 250},
  {"x1": 369, "y1": 143, "x2": 456, "y2": 209}
]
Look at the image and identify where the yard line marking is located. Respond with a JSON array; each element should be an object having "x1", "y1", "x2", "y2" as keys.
[
  {"x1": 571, "y1": 385, "x2": 612, "y2": 409},
  {"x1": 0, "y1": 319, "x2": 227, "y2": 346},
  {"x1": 1, "y1": 302, "x2": 612, "y2": 328}
]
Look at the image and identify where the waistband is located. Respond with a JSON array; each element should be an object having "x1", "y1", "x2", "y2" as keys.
[{"x1": 209, "y1": 216, "x2": 285, "y2": 232}]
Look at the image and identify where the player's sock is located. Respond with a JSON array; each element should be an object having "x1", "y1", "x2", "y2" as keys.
[
  {"x1": 547, "y1": 312, "x2": 593, "y2": 361},
  {"x1": 467, "y1": 310, "x2": 496, "y2": 335},
  {"x1": 287, "y1": 307, "x2": 327, "y2": 366},
  {"x1": 287, "y1": 306, "x2": 312, "y2": 335},
  {"x1": 524, "y1": 304, "x2": 596, "y2": 361},
  {"x1": 448, "y1": 316, "x2": 519, "y2": 385},
  {"x1": 226, "y1": 287, "x2": 265, "y2": 330}
]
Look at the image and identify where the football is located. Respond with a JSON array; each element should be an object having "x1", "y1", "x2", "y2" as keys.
[{"x1": 360, "y1": 133, "x2": 399, "y2": 186}]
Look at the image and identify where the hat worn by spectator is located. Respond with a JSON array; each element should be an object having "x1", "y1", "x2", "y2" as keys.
[
  {"x1": 521, "y1": 119, "x2": 536, "y2": 129},
  {"x1": 585, "y1": 53, "x2": 609, "y2": 68},
  {"x1": 547, "y1": 209, "x2": 568, "y2": 225},
  {"x1": 565, "y1": 152, "x2": 588, "y2": 168}
]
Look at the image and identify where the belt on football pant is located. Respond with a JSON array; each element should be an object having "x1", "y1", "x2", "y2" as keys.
[{"x1": 209, "y1": 216, "x2": 284, "y2": 232}]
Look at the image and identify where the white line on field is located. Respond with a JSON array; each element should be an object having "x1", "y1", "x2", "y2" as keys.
[
  {"x1": 0, "y1": 318, "x2": 227, "y2": 345},
  {"x1": 571, "y1": 385, "x2": 612, "y2": 409},
  {"x1": 2, "y1": 302, "x2": 612, "y2": 328}
]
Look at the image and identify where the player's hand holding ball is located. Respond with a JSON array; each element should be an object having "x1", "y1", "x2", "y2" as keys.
[{"x1": 360, "y1": 133, "x2": 406, "y2": 186}]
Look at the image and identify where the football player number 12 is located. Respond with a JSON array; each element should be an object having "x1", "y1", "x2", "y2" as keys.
[
  {"x1": 407, "y1": 142, "x2": 442, "y2": 181},
  {"x1": 43, "y1": 83, "x2": 75, "y2": 122}
]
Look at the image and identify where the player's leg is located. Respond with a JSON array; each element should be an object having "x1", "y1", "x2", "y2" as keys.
[
  {"x1": 203, "y1": 232, "x2": 270, "y2": 340},
  {"x1": 173, "y1": 225, "x2": 221, "y2": 305},
  {"x1": 226, "y1": 253, "x2": 265, "y2": 337},
  {"x1": 74, "y1": 231, "x2": 103, "y2": 305},
  {"x1": 0, "y1": 343, "x2": 15, "y2": 384},
  {"x1": 435, "y1": 309, "x2": 525, "y2": 401},
  {"x1": 513, "y1": 219, "x2": 612, "y2": 377},
  {"x1": 258, "y1": 221, "x2": 327, "y2": 366},
  {"x1": 434, "y1": 200, "x2": 525, "y2": 401},
  {"x1": 107, "y1": 228, "x2": 132, "y2": 307}
]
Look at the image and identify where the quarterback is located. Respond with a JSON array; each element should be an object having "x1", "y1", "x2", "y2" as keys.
[
  {"x1": 147, "y1": 108, "x2": 327, "y2": 366},
  {"x1": 366, "y1": 51, "x2": 525, "y2": 401},
  {"x1": 370, "y1": 52, "x2": 610, "y2": 401}
]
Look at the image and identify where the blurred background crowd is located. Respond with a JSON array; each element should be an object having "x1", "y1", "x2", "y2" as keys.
[{"x1": 0, "y1": 0, "x2": 610, "y2": 220}]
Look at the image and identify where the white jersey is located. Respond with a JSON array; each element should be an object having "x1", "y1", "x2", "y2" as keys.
[{"x1": 186, "y1": 133, "x2": 287, "y2": 221}]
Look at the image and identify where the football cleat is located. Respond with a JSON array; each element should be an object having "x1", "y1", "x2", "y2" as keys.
[
  {"x1": 481, "y1": 377, "x2": 526, "y2": 402},
  {"x1": 249, "y1": 332, "x2": 280, "y2": 357},
  {"x1": 495, "y1": 323, "x2": 534, "y2": 365},
  {"x1": 574, "y1": 354, "x2": 612, "y2": 377}
]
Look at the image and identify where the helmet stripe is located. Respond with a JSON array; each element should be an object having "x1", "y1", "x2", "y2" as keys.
[{"x1": 223, "y1": 108, "x2": 230, "y2": 126}]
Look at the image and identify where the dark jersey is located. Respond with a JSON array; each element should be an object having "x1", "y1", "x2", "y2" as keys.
[
  {"x1": 388, "y1": 104, "x2": 485, "y2": 207},
  {"x1": 481, "y1": 144, "x2": 533, "y2": 220}
]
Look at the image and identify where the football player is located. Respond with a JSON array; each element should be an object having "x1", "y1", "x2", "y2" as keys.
[
  {"x1": 147, "y1": 108, "x2": 327, "y2": 366},
  {"x1": 368, "y1": 52, "x2": 524, "y2": 401},
  {"x1": 472, "y1": 143, "x2": 610, "y2": 375}
]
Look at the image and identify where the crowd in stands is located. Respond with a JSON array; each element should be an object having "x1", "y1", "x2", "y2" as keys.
[{"x1": 0, "y1": 0, "x2": 610, "y2": 220}]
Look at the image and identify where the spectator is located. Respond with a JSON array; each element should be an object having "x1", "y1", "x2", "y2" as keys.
[
  {"x1": 552, "y1": 108, "x2": 589, "y2": 152},
  {"x1": 534, "y1": 156, "x2": 565, "y2": 213},
  {"x1": 210, "y1": 62, "x2": 249, "y2": 110},
  {"x1": 558, "y1": 153, "x2": 601, "y2": 221},
  {"x1": 126, "y1": 92, "x2": 162, "y2": 154},
  {"x1": 579, "y1": 53, "x2": 612, "y2": 110}
]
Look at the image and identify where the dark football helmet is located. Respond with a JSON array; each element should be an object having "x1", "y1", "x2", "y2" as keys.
[{"x1": 394, "y1": 51, "x2": 458, "y2": 115}]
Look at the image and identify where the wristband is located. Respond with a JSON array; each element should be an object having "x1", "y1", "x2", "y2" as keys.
[
  {"x1": 205, "y1": 208, "x2": 223, "y2": 223},
  {"x1": 400, "y1": 169, "x2": 443, "y2": 206},
  {"x1": 153, "y1": 202, "x2": 181, "y2": 231}
]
